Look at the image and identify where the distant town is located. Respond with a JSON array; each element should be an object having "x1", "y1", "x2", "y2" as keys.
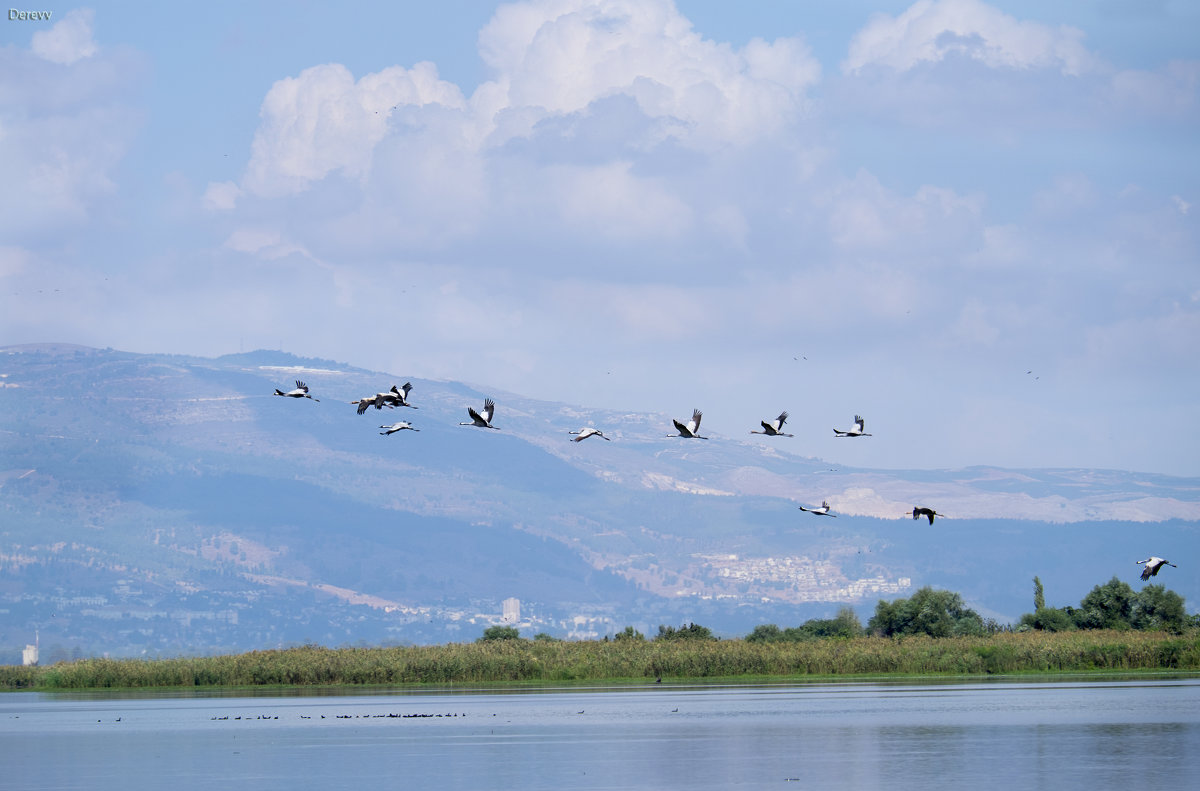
[{"x1": 2, "y1": 551, "x2": 913, "y2": 664}]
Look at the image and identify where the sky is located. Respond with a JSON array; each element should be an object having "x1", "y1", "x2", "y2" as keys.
[{"x1": 2, "y1": 0, "x2": 1198, "y2": 476}]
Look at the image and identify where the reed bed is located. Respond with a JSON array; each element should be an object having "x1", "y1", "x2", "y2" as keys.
[{"x1": 3, "y1": 631, "x2": 1198, "y2": 691}]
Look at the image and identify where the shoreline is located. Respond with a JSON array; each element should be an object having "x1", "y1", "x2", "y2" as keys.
[{"x1": 4, "y1": 630, "x2": 1198, "y2": 692}]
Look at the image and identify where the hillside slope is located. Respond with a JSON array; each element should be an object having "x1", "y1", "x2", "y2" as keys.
[{"x1": 1, "y1": 344, "x2": 1196, "y2": 657}]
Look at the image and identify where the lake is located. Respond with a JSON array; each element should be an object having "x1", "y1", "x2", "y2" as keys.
[{"x1": 2, "y1": 677, "x2": 1198, "y2": 790}]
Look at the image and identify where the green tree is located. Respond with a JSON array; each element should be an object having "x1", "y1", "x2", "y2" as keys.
[
  {"x1": 868, "y1": 587, "x2": 985, "y2": 637},
  {"x1": 794, "y1": 607, "x2": 863, "y2": 639},
  {"x1": 1019, "y1": 607, "x2": 1076, "y2": 632},
  {"x1": 1131, "y1": 585, "x2": 1186, "y2": 633},
  {"x1": 655, "y1": 622, "x2": 715, "y2": 641},
  {"x1": 1033, "y1": 576, "x2": 1045, "y2": 611},
  {"x1": 1075, "y1": 577, "x2": 1135, "y2": 630},
  {"x1": 613, "y1": 626, "x2": 645, "y2": 642},
  {"x1": 478, "y1": 625, "x2": 522, "y2": 642},
  {"x1": 745, "y1": 624, "x2": 783, "y2": 643},
  {"x1": 533, "y1": 632, "x2": 561, "y2": 642}
]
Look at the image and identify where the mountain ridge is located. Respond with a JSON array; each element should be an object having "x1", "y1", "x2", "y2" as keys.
[{"x1": 1, "y1": 344, "x2": 1195, "y2": 657}]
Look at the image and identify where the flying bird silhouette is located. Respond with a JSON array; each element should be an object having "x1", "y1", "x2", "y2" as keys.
[
  {"x1": 905, "y1": 507, "x2": 942, "y2": 524},
  {"x1": 386, "y1": 382, "x2": 418, "y2": 409},
  {"x1": 798, "y1": 500, "x2": 836, "y2": 517},
  {"x1": 751, "y1": 411, "x2": 793, "y2": 437},
  {"x1": 834, "y1": 415, "x2": 870, "y2": 437},
  {"x1": 1136, "y1": 556, "x2": 1177, "y2": 580},
  {"x1": 569, "y1": 427, "x2": 610, "y2": 442},
  {"x1": 352, "y1": 393, "x2": 388, "y2": 414},
  {"x1": 460, "y1": 398, "x2": 498, "y2": 429},
  {"x1": 379, "y1": 422, "x2": 419, "y2": 435},
  {"x1": 274, "y1": 380, "x2": 318, "y2": 401},
  {"x1": 668, "y1": 409, "x2": 707, "y2": 439}
]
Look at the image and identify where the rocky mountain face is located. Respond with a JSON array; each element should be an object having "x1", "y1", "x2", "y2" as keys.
[{"x1": 1, "y1": 344, "x2": 1195, "y2": 658}]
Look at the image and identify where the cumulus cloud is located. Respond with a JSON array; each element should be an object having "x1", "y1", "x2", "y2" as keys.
[
  {"x1": 242, "y1": 62, "x2": 466, "y2": 198},
  {"x1": 237, "y1": 0, "x2": 819, "y2": 202},
  {"x1": 476, "y1": 0, "x2": 819, "y2": 147},
  {"x1": 223, "y1": 0, "x2": 824, "y2": 274},
  {"x1": 31, "y1": 8, "x2": 98, "y2": 66},
  {"x1": 843, "y1": 0, "x2": 1096, "y2": 75}
]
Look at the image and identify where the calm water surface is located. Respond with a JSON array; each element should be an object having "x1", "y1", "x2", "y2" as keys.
[{"x1": 3, "y1": 678, "x2": 1198, "y2": 790}]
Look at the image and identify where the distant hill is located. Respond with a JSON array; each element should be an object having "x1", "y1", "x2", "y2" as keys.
[{"x1": 1, "y1": 344, "x2": 1196, "y2": 658}]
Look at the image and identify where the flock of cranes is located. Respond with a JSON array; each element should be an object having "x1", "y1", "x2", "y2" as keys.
[{"x1": 274, "y1": 378, "x2": 1178, "y2": 583}]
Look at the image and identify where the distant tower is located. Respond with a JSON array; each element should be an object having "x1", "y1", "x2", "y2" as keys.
[
  {"x1": 502, "y1": 597, "x2": 521, "y2": 623},
  {"x1": 22, "y1": 630, "x2": 38, "y2": 666}
]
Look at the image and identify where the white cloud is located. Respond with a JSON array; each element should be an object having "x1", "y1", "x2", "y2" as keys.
[
  {"x1": 825, "y1": 170, "x2": 984, "y2": 257},
  {"x1": 1109, "y1": 60, "x2": 1200, "y2": 117},
  {"x1": 0, "y1": 105, "x2": 138, "y2": 238},
  {"x1": 220, "y1": 0, "x2": 826, "y2": 274},
  {"x1": 476, "y1": 0, "x2": 818, "y2": 147},
  {"x1": 30, "y1": 8, "x2": 98, "y2": 66},
  {"x1": 242, "y1": 62, "x2": 466, "y2": 198},
  {"x1": 239, "y1": 0, "x2": 820, "y2": 205},
  {"x1": 8, "y1": 0, "x2": 1188, "y2": 475},
  {"x1": 843, "y1": 0, "x2": 1096, "y2": 76},
  {"x1": 0, "y1": 10, "x2": 141, "y2": 240},
  {"x1": 202, "y1": 181, "x2": 241, "y2": 212},
  {"x1": 224, "y1": 228, "x2": 313, "y2": 262},
  {"x1": 547, "y1": 161, "x2": 693, "y2": 240}
]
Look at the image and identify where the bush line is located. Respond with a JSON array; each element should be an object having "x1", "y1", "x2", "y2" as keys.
[{"x1": 3, "y1": 630, "x2": 1199, "y2": 690}]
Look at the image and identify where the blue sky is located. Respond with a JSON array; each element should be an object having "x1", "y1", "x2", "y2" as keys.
[{"x1": 2, "y1": 0, "x2": 1198, "y2": 475}]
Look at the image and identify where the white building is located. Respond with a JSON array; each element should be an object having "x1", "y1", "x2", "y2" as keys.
[{"x1": 502, "y1": 597, "x2": 520, "y2": 623}]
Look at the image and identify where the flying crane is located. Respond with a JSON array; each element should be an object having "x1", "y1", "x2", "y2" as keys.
[
  {"x1": 460, "y1": 398, "x2": 498, "y2": 429},
  {"x1": 569, "y1": 427, "x2": 610, "y2": 442},
  {"x1": 668, "y1": 409, "x2": 707, "y2": 439},
  {"x1": 1136, "y1": 556, "x2": 1177, "y2": 580},
  {"x1": 273, "y1": 380, "x2": 318, "y2": 401},
  {"x1": 905, "y1": 507, "x2": 943, "y2": 524},
  {"x1": 798, "y1": 500, "x2": 836, "y2": 517},
  {"x1": 751, "y1": 411, "x2": 793, "y2": 437},
  {"x1": 834, "y1": 415, "x2": 870, "y2": 437},
  {"x1": 379, "y1": 422, "x2": 419, "y2": 435}
]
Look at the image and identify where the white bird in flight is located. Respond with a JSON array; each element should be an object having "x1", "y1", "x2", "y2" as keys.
[
  {"x1": 460, "y1": 398, "x2": 498, "y2": 429},
  {"x1": 273, "y1": 380, "x2": 318, "y2": 401},
  {"x1": 1137, "y1": 556, "x2": 1177, "y2": 581},
  {"x1": 569, "y1": 427, "x2": 610, "y2": 442},
  {"x1": 668, "y1": 409, "x2": 707, "y2": 439},
  {"x1": 751, "y1": 411, "x2": 793, "y2": 437},
  {"x1": 799, "y1": 500, "x2": 836, "y2": 517},
  {"x1": 833, "y1": 415, "x2": 870, "y2": 437},
  {"x1": 379, "y1": 422, "x2": 419, "y2": 435}
]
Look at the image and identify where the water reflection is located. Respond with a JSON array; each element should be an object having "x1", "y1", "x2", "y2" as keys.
[{"x1": 2, "y1": 678, "x2": 1197, "y2": 790}]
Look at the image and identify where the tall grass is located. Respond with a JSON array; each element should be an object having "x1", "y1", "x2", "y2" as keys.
[{"x1": 3, "y1": 631, "x2": 1198, "y2": 691}]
